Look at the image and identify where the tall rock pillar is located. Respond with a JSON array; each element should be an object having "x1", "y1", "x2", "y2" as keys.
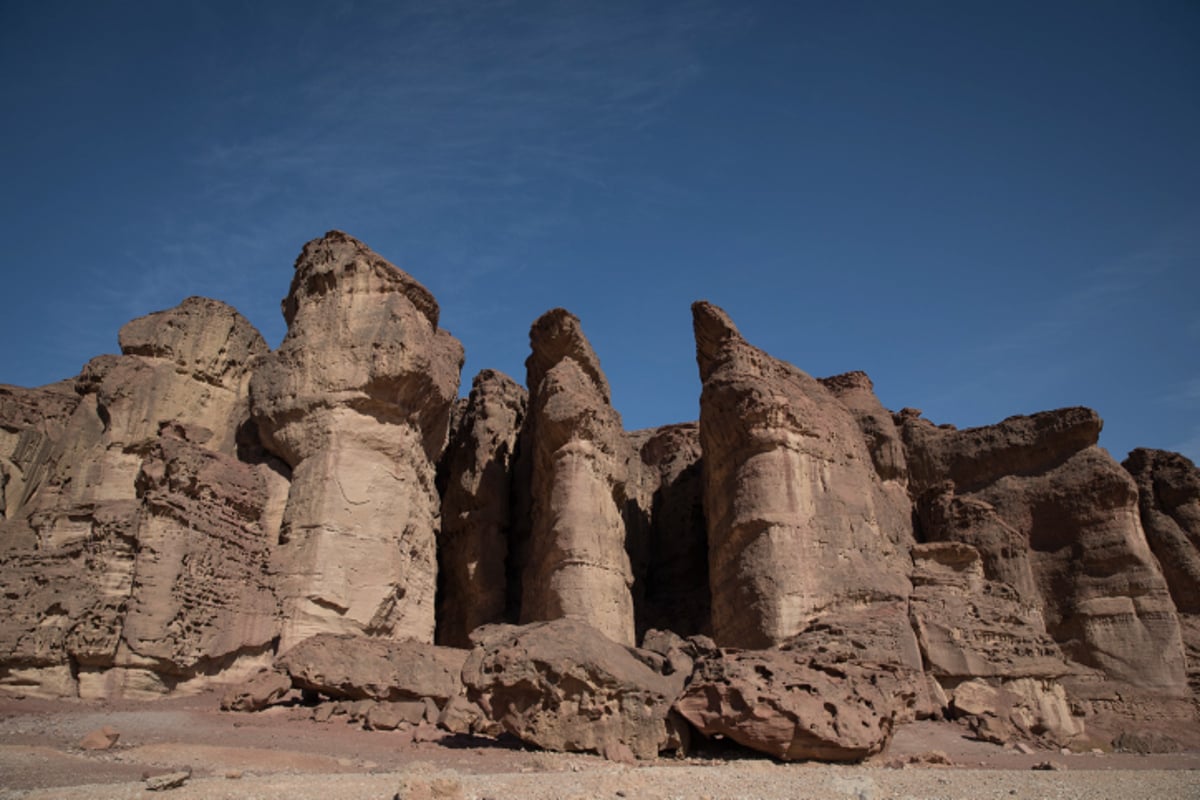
[{"x1": 250, "y1": 231, "x2": 463, "y2": 650}]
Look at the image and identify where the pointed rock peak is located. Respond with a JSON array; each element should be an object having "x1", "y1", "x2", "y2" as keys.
[
  {"x1": 691, "y1": 301, "x2": 744, "y2": 382},
  {"x1": 283, "y1": 230, "x2": 440, "y2": 329},
  {"x1": 526, "y1": 308, "x2": 610, "y2": 403}
]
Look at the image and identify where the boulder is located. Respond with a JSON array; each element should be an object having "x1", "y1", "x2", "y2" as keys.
[
  {"x1": 250, "y1": 231, "x2": 464, "y2": 649},
  {"x1": 437, "y1": 369, "x2": 527, "y2": 647},
  {"x1": 675, "y1": 606, "x2": 922, "y2": 762},
  {"x1": 519, "y1": 310, "x2": 636, "y2": 646},
  {"x1": 949, "y1": 677, "x2": 1084, "y2": 747},
  {"x1": 691, "y1": 301, "x2": 913, "y2": 647},
  {"x1": 220, "y1": 669, "x2": 293, "y2": 712},
  {"x1": 276, "y1": 632, "x2": 466, "y2": 704},
  {"x1": 462, "y1": 618, "x2": 686, "y2": 759}
]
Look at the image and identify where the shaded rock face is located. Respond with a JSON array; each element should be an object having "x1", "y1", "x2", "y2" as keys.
[
  {"x1": 0, "y1": 298, "x2": 270, "y2": 698},
  {"x1": 519, "y1": 310, "x2": 635, "y2": 646},
  {"x1": 675, "y1": 605, "x2": 923, "y2": 762},
  {"x1": 437, "y1": 369, "x2": 527, "y2": 647},
  {"x1": 624, "y1": 423, "x2": 709, "y2": 639},
  {"x1": 462, "y1": 619, "x2": 686, "y2": 760},
  {"x1": 691, "y1": 302, "x2": 913, "y2": 648},
  {"x1": 1123, "y1": 448, "x2": 1200, "y2": 613},
  {"x1": 250, "y1": 231, "x2": 464, "y2": 649},
  {"x1": 902, "y1": 409, "x2": 1187, "y2": 694}
]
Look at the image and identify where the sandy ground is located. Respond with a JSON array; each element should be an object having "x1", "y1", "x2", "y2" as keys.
[{"x1": 1, "y1": 692, "x2": 1197, "y2": 799}]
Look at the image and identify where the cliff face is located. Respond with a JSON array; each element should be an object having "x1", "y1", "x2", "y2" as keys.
[{"x1": 0, "y1": 231, "x2": 1193, "y2": 746}]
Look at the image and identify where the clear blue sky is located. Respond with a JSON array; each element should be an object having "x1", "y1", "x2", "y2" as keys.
[{"x1": 2, "y1": 1, "x2": 1197, "y2": 463}]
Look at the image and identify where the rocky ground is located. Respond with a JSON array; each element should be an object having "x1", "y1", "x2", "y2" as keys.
[{"x1": 1, "y1": 692, "x2": 1196, "y2": 800}]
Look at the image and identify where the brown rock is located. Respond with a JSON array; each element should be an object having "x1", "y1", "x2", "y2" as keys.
[
  {"x1": 902, "y1": 409, "x2": 1188, "y2": 695},
  {"x1": 250, "y1": 231, "x2": 464, "y2": 649},
  {"x1": 1123, "y1": 448, "x2": 1200, "y2": 613},
  {"x1": 519, "y1": 310, "x2": 635, "y2": 646},
  {"x1": 462, "y1": 618, "x2": 686, "y2": 759},
  {"x1": 220, "y1": 669, "x2": 293, "y2": 712},
  {"x1": 908, "y1": 541, "x2": 1072, "y2": 681},
  {"x1": 437, "y1": 369, "x2": 527, "y2": 647},
  {"x1": 691, "y1": 302, "x2": 913, "y2": 648},
  {"x1": 949, "y1": 678, "x2": 1083, "y2": 747},
  {"x1": 623, "y1": 423, "x2": 709, "y2": 639},
  {"x1": 275, "y1": 632, "x2": 466, "y2": 703},
  {"x1": 79, "y1": 725, "x2": 120, "y2": 750}
]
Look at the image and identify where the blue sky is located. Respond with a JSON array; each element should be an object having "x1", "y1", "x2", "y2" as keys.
[{"x1": 1, "y1": 1, "x2": 1197, "y2": 463}]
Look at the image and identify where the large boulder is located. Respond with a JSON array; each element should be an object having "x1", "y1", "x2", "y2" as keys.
[
  {"x1": 691, "y1": 302, "x2": 913, "y2": 648},
  {"x1": 462, "y1": 618, "x2": 687, "y2": 760},
  {"x1": 902, "y1": 409, "x2": 1187, "y2": 695},
  {"x1": 437, "y1": 369, "x2": 527, "y2": 647},
  {"x1": 250, "y1": 231, "x2": 464, "y2": 649},
  {"x1": 519, "y1": 310, "x2": 635, "y2": 646},
  {"x1": 276, "y1": 633, "x2": 466, "y2": 704},
  {"x1": 675, "y1": 605, "x2": 922, "y2": 762}
]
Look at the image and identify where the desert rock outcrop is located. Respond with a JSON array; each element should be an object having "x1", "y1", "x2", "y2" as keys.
[
  {"x1": 250, "y1": 231, "x2": 464, "y2": 649},
  {"x1": 437, "y1": 369, "x2": 527, "y2": 647},
  {"x1": 519, "y1": 310, "x2": 635, "y2": 646},
  {"x1": 692, "y1": 301, "x2": 913, "y2": 648}
]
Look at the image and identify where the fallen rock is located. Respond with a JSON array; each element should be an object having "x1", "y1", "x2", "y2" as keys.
[
  {"x1": 949, "y1": 677, "x2": 1083, "y2": 747},
  {"x1": 462, "y1": 618, "x2": 685, "y2": 759},
  {"x1": 79, "y1": 725, "x2": 120, "y2": 750},
  {"x1": 220, "y1": 669, "x2": 293, "y2": 712},
  {"x1": 1114, "y1": 729, "x2": 1183, "y2": 754},
  {"x1": 276, "y1": 633, "x2": 466, "y2": 703},
  {"x1": 145, "y1": 769, "x2": 191, "y2": 791}
]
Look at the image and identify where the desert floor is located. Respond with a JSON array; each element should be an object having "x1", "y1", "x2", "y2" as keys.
[{"x1": 1, "y1": 692, "x2": 1197, "y2": 799}]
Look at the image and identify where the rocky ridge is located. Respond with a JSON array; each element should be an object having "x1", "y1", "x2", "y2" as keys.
[{"x1": 2, "y1": 231, "x2": 1197, "y2": 763}]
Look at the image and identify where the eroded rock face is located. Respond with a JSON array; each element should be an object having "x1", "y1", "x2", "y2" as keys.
[
  {"x1": 462, "y1": 619, "x2": 686, "y2": 760},
  {"x1": 437, "y1": 369, "x2": 527, "y2": 647},
  {"x1": 692, "y1": 302, "x2": 913, "y2": 648},
  {"x1": 675, "y1": 606, "x2": 922, "y2": 762},
  {"x1": 0, "y1": 298, "x2": 269, "y2": 698},
  {"x1": 276, "y1": 632, "x2": 466, "y2": 704},
  {"x1": 519, "y1": 310, "x2": 635, "y2": 646},
  {"x1": 901, "y1": 409, "x2": 1187, "y2": 695},
  {"x1": 1123, "y1": 449, "x2": 1200, "y2": 613},
  {"x1": 250, "y1": 231, "x2": 464, "y2": 649},
  {"x1": 624, "y1": 423, "x2": 709, "y2": 639}
]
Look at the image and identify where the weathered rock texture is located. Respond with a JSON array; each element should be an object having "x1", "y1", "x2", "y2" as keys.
[
  {"x1": 624, "y1": 423, "x2": 709, "y2": 639},
  {"x1": 519, "y1": 310, "x2": 635, "y2": 646},
  {"x1": 1, "y1": 229, "x2": 1196, "y2": 754},
  {"x1": 250, "y1": 231, "x2": 464, "y2": 650},
  {"x1": 692, "y1": 301, "x2": 913, "y2": 648},
  {"x1": 437, "y1": 369, "x2": 527, "y2": 647},
  {"x1": 462, "y1": 619, "x2": 686, "y2": 760},
  {"x1": 902, "y1": 408, "x2": 1187, "y2": 695}
]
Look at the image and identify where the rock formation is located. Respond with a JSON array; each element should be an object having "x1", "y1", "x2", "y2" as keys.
[
  {"x1": 437, "y1": 369, "x2": 527, "y2": 647},
  {"x1": 2, "y1": 229, "x2": 1197, "y2": 759},
  {"x1": 901, "y1": 408, "x2": 1187, "y2": 695},
  {"x1": 692, "y1": 301, "x2": 913, "y2": 648},
  {"x1": 519, "y1": 310, "x2": 636, "y2": 646},
  {"x1": 249, "y1": 231, "x2": 464, "y2": 649}
]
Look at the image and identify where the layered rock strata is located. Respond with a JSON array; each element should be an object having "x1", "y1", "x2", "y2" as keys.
[
  {"x1": 250, "y1": 231, "x2": 464, "y2": 649},
  {"x1": 519, "y1": 310, "x2": 635, "y2": 646},
  {"x1": 692, "y1": 301, "x2": 913, "y2": 648},
  {"x1": 901, "y1": 409, "x2": 1188, "y2": 694}
]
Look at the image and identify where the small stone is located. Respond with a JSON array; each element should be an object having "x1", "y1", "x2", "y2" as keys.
[
  {"x1": 79, "y1": 725, "x2": 120, "y2": 751},
  {"x1": 225, "y1": 770, "x2": 243, "y2": 779},
  {"x1": 145, "y1": 769, "x2": 191, "y2": 791},
  {"x1": 1014, "y1": 742, "x2": 1036, "y2": 755},
  {"x1": 1030, "y1": 760, "x2": 1064, "y2": 771}
]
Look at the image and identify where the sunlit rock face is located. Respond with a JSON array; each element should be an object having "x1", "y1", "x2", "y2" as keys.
[
  {"x1": 519, "y1": 309, "x2": 636, "y2": 646},
  {"x1": 250, "y1": 231, "x2": 463, "y2": 650},
  {"x1": 902, "y1": 408, "x2": 1188, "y2": 695},
  {"x1": 691, "y1": 301, "x2": 914, "y2": 649}
]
